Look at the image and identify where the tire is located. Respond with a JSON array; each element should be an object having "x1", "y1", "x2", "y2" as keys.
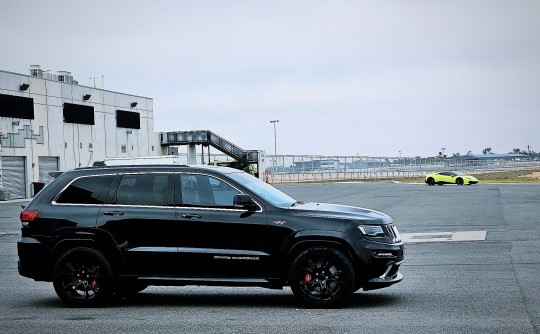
[
  {"x1": 52, "y1": 247, "x2": 114, "y2": 307},
  {"x1": 426, "y1": 178, "x2": 435, "y2": 186},
  {"x1": 456, "y1": 178, "x2": 464, "y2": 185},
  {"x1": 437, "y1": 182, "x2": 444, "y2": 186},
  {"x1": 289, "y1": 247, "x2": 355, "y2": 308}
]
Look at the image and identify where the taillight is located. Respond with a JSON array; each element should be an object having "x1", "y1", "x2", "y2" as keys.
[{"x1": 20, "y1": 210, "x2": 39, "y2": 223}]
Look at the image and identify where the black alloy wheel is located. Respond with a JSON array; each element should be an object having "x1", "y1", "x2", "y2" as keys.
[
  {"x1": 289, "y1": 247, "x2": 355, "y2": 308},
  {"x1": 456, "y1": 178, "x2": 464, "y2": 185},
  {"x1": 427, "y1": 178, "x2": 435, "y2": 186},
  {"x1": 52, "y1": 247, "x2": 113, "y2": 307}
]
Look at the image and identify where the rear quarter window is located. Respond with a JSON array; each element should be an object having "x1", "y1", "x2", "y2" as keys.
[{"x1": 55, "y1": 175, "x2": 115, "y2": 204}]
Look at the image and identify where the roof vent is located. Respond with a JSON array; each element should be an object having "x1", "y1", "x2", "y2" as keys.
[
  {"x1": 57, "y1": 71, "x2": 73, "y2": 84},
  {"x1": 29, "y1": 65, "x2": 43, "y2": 78}
]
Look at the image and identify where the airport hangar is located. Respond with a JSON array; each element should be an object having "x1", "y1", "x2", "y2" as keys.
[{"x1": 0, "y1": 66, "x2": 263, "y2": 200}]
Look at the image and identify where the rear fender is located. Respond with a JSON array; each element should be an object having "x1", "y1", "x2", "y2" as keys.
[{"x1": 47, "y1": 228, "x2": 125, "y2": 279}]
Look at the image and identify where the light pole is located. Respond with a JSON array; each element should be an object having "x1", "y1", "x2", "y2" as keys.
[
  {"x1": 270, "y1": 120, "x2": 279, "y2": 169},
  {"x1": 270, "y1": 120, "x2": 279, "y2": 155}
]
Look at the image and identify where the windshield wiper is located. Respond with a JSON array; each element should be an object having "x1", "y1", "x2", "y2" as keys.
[{"x1": 291, "y1": 201, "x2": 305, "y2": 207}]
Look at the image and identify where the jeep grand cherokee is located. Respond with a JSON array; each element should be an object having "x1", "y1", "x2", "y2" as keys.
[{"x1": 18, "y1": 165, "x2": 404, "y2": 307}]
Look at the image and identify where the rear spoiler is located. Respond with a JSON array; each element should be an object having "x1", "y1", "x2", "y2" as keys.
[{"x1": 48, "y1": 171, "x2": 63, "y2": 179}]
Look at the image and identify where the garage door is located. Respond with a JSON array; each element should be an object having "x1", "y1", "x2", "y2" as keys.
[
  {"x1": 38, "y1": 157, "x2": 59, "y2": 184},
  {"x1": 1, "y1": 156, "x2": 26, "y2": 199}
]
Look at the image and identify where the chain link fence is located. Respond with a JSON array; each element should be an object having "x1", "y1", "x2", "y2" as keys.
[
  {"x1": 163, "y1": 152, "x2": 539, "y2": 184},
  {"x1": 264, "y1": 155, "x2": 540, "y2": 184}
]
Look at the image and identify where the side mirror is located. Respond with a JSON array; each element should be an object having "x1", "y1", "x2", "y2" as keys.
[{"x1": 233, "y1": 194, "x2": 257, "y2": 211}]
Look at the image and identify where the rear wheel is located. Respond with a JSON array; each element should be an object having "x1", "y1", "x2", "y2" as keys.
[
  {"x1": 456, "y1": 178, "x2": 464, "y2": 185},
  {"x1": 52, "y1": 247, "x2": 113, "y2": 307},
  {"x1": 426, "y1": 178, "x2": 435, "y2": 186},
  {"x1": 289, "y1": 247, "x2": 355, "y2": 308}
]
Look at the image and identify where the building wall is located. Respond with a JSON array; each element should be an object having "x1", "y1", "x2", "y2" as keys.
[{"x1": 0, "y1": 69, "x2": 159, "y2": 198}]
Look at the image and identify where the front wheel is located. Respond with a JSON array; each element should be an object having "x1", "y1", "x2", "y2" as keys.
[
  {"x1": 456, "y1": 178, "x2": 464, "y2": 185},
  {"x1": 52, "y1": 247, "x2": 114, "y2": 307},
  {"x1": 289, "y1": 247, "x2": 355, "y2": 308}
]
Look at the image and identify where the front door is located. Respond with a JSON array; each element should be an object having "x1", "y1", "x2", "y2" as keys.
[{"x1": 174, "y1": 173, "x2": 269, "y2": 278}]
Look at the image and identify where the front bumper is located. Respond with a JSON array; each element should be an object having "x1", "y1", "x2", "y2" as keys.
[
  {"x1": 363, "y1": 262, "x2": 404, "y2": 290},
  {"x1": 351, "y1": 237, "x2": 405, "y2": 290}
]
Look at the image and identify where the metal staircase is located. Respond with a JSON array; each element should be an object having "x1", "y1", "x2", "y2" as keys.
[{"x1": 160, "y1": 130, "x2": 259, "y2": 167}]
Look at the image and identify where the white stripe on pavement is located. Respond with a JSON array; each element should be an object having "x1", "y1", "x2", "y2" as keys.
[{"x1": 401, "y1": 231, "x2": 487, "y2": 243}]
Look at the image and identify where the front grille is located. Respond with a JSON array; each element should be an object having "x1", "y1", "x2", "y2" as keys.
[{"x1": 385, "y1": 224, "x2": 401, "y2": 243}]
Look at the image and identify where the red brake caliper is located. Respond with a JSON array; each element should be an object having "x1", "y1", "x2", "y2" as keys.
[
  {"x1": 304, "y1": 266, "x2": 313, "y2": 281},
  {"x1": 91, "y1": 271, "x2": 100, "y2": 288}
]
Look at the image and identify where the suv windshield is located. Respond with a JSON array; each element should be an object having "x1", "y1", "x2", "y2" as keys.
[{"x1": 228, "y1": 172, "x2": 296, "y2": 207}]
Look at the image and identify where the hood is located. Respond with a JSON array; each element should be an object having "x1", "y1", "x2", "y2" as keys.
[{"x1": 289, "y1": 202, "x2": 392, "y2": 225}]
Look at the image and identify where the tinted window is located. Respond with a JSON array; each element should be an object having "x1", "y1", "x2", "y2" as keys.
[
  {"x1": 56, "y1": 175, "x2": 115, "y2": 204},
  {"x1": 115, "y1": 173, "x2": 169, "y2": 206},
  {"x1": 180, "y1": 174, "x2": 240, "y2": 208},
  {"x1": 228, "y1": 172, "x2": 296, "y2": 207}
]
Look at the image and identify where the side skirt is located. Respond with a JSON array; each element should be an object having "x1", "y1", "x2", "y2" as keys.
[{"x1": 119, "y1": 276, "x2": 285, "y2": 289}]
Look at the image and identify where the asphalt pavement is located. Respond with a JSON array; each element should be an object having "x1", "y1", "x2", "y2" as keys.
[{"x1": 0, "y1": 182, "x2": 538, "y2": 333}]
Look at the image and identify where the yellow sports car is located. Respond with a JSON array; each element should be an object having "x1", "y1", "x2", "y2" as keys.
[{"x1": 425, "y1": 171, "x2": 478, "y2": 186}]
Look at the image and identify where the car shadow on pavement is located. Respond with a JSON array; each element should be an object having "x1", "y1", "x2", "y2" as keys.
[
  {"x1": 30, "y1": 289, "x2": 403, "y2": 309},
  {"x1": 114, "y1": 289, "x2": 402, "y2": 309}
]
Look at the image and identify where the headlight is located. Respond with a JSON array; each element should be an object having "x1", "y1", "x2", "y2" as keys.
[
  {"x1": 358, "y1": 225, "x2": 385, "y2": 237},
  {"x1": 359, "y1": 224, "x2": 402, "y2": 243}
]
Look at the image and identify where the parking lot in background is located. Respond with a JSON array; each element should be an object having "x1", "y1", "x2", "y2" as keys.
[{"x1": 1, "y1": 182, "x2": 539, "y2": 334}]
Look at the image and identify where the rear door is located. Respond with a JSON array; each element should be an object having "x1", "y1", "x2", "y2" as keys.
[{"x1": 97, "y1": 172, "x2": 179, "y2": 276}]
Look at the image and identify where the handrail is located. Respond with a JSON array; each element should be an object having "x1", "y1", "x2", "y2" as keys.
[{"x1": 160, "y1": 130, "x2": 258, "y2": 163}]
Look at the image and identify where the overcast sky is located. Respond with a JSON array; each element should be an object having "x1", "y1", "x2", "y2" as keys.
[{"x1": 1, "y1": 1, "x2": 539, "y2": 157}]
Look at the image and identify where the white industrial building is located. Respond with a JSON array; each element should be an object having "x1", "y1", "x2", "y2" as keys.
[{"x1": 0, "y1": 66, "x2": 159, "y2": 199}]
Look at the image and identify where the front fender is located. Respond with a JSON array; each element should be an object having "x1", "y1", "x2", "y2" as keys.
[{"x1": 280, "y1": 229, "x2": 359, "y2": 261}]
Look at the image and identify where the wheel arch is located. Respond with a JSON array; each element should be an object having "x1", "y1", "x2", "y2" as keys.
[
  {"x1": 46, "y1": 229, "x2": 125, "y2": 280},
  {"x1": 281, "y1": 232, "x2": 359, "y2": 280}
]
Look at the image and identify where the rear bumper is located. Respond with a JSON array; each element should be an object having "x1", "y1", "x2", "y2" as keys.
[{"x1": 17, "y1": 237, "x2": 49, "y2": 281}]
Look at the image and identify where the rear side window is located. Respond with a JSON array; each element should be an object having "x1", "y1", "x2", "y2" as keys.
[
  {"x1": 56, "y1": 175, "x2": 115, "y2": 204},
  {"x1": 115, "y1": 173, "x2": 169, "y2": 206}
]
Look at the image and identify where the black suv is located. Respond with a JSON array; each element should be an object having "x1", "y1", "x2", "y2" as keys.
[{"x1": 18, "y1": 165, "x2": 404, "y2": 307}]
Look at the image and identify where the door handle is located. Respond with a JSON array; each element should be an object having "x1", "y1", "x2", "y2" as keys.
[
  {"x1": 104, "y1": 211, "x2": 125, "y2": 216},
  {"x1": 180, "y1": 213, "x2": 202, "y2": 219}
]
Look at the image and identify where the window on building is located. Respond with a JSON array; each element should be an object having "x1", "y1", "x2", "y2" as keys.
[
  {"x1": 116, "y1": 110, "x2": 140, "y2": 129},
  {"x1": 63, "y1": 103, "x2": 95, "y2": 125},
  {"x1": 0, "y1": 94, "x2": 34, "y2": 119}
]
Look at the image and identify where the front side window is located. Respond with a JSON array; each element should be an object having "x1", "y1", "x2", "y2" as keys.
[
  {"x1": 179, "y1": 174, "x2": 240, "y2": 208},
  {"x1": 115, "y1": 173, "x2": 169, "y2": 206},
  {"x1": 56, "y1": 175, "x2": 115, "y2": 204},
  {"x1": 227, "y1": 172, "x2": 296, "y2": 207}
]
